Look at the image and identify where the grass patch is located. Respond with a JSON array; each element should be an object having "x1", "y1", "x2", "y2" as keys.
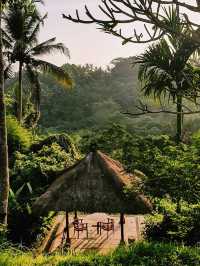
[{"x1": 0, "y1": 242, "x2": 199, "y2": 266}]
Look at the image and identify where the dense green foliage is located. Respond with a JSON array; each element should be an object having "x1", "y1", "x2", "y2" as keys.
[
  {"x1": 11, "y1": 133, "x2": 78, "y2": 197},
  {"x1": 145, "y1": 202, "x2": 200, "y2": 246},
  {"x1": 80, "y1": 124, "x2": 200, "y2": 206},
  {"x1": 3, "y1": 1, "x2": 200, "y2": 252},
  {"x1": 79, "y1": 123, "x2": 200, "y2": 245},
  {"x1": 0, "y1": 242, "x2": 199, "y2": 266},
  {"x1": 2, "y1": 0, "x2": 200, "y2": 262},
  {"x1": 123, "y1": 136, "x2": 200, "y2": 205},
  {"x1": 4, "y1": 0, "x2": 72, "y2": 124},
  {"x1": 7, "y1": 115, "x2": 32, "y2": 155},
  {"x1": 136, "y1": 35, "x2": 200, "y2": 142},
  {"x1": 12, "y1": 143, "x2": 75, "y2": 195},
  {"x1": 7, "y1": 132, "x2": 79, "y2": 245},
  {"x1": 39, "y1": 58, "x2": 180, "y2": 135},
  {"x1": 6, "y1": 120, "x2": 200, "y2": 247},
  {"x1": 37, "y1": 57, "x2": 200, "y2": 137}
]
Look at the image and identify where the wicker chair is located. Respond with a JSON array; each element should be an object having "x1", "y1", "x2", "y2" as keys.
[
  {"x1": 99, "y1": 218, "x2": 114, "y2": 238},
  {"x1": 73, "y1": 219, "x2": 88, "y2": 239}
]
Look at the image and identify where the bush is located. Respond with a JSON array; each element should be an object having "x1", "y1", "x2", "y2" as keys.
[
  {"x1": 144, "y1": 203, "x2": 200, "y2": 246},
  {"x1": 7, "y1": 115, "x2": 32, "y2": 155},
  {"x1": 12, "y1": 143, "x2": 76, "y2": 195},
  {"x1": 9, "y1": 142, "x2": 78, "y2": 245},
  {"x1": 30, "y1": 134, "x2": 80, "y2": 160},
  {"x1": 0, "y1": 242, "x2": 199, "y2": 266}
]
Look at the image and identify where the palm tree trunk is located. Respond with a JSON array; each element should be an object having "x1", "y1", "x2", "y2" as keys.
[
  {"x1": 176, "y1": 198, "x2": 181, "y2": 213},
  {"x1": 0, "y1": 0, "x2": 9, "y2": 226},
  {"x1": 17, "y1": 61, "x2": 23, "y2": 123},
  {"x1": 176, "y1": 95, "x2": 183, "y2": 143}
]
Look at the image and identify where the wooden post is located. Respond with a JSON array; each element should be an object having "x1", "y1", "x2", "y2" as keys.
[
  {"x1": 74, "y1": 210, "x2": 77, "y2": 219},
  {"x1": 120, "y1": 213, "x2": 125, "y2": 244},
  {"x1": 65, "y1": 211, "x2": 70, "y2": 247},
  {"x1": 135, "y1": 216, "x2": 140, "y2": 240}
]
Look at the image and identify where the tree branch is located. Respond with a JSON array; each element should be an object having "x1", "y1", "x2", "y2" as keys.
[
  {"x1": 123, "y1": 103, "x2": 200, "y2": 116},
  {"x1": 63, "y1": 0, "x2": 200, "y2": 44}
]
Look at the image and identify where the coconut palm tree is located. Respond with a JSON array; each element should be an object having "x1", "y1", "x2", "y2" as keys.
[
  {"x1": 4, "y1": 2, "x2": 72, "y2": 124},
  {"x1": 0, "y1": 0, "x2": 44, "y2": 227},
  {"x1": 136, "y1": 37, "x2": 200, "y2": 143},
  {"x1": 0, "y1": 0, "x2": 9, "y2": 226}
]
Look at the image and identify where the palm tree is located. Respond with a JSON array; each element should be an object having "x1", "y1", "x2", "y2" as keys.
[
  {"x1": 0, "y1": 0, "x2": 9, "y2": 226},
  {"x1": 4, "y1": 2, "x2": 72, "y2": 124},
  {"x1": 0, "y1": 0, "x2": 44, "y2": 227},
  {"x1": 136, "y1": 37, "x2": 200, "y2": 143}
]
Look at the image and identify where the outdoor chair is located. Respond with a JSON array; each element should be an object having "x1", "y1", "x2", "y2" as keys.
[
  {"x1": 99, "y1": 218, "x2": 114, "y2": 238},
  {"x1": 73, "y1": 219, "x2": 88, "y2": 239},
  {"x1": 73, "y1": 218, "x2": 83, "y2": 224}
]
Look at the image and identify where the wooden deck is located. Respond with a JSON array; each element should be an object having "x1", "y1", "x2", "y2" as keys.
[{"x1": 40, "y1": 213, "x2": 144, "y2": 254}]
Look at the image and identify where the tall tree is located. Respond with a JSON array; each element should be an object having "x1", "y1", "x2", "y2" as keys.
[
  {"x1": 64, "y1": 4, "x2": 200, "y2": 141},
  {"x1": 0, "y1": 0, "x2": 44, "y2": 227},
  {"x1": 135, "y1": 38, "x2": 200, "y2": 142},
  {"x1": 0, "y1": 0, "x2": 9, "y2": 226},
  {"x1": 5, "y1": 1, "x2": 72, "y2": 124}
]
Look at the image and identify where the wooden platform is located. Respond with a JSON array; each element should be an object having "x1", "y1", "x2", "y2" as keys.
[{"x1": 40, "y1": 213, "x2": 144, "y2": 254}]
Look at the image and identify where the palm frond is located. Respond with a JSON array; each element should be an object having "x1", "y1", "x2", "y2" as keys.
[
  {"x1": 4, "y1": 6, "x2": 28, "y2": 40},
  {"x1": 26, "y1": 13, "x2": 47, "y2": 45},
  {"x1": 31, "y1": 59, "x2": 73, "y2": 87},
  {"x1": 4, "y1": 3, "x2": 41, "y2": 43},
  {"x1": 136, "y1": 39, "x2": 173, "y2": 80},
  {"x1": 29, "y1": 38, "x2": 70, "y2": 58},
  {"x1": 2, "y1": 37, "x2": 12, "y2": 50},
  {"x1": 2, "y1": 29, "x2": 13, "y2": 49},
  {"x1": 136, "y1": 38, "x2": 177, "y2": 100},
  {"x1": 161, "y1": 6, "x2": 183, "y2": 38},
  {"x1": 4, "y1": 63, "x2": 14, "y2": 80},
  {"x1": 34, "y1": 0, "x2": 45, "y2": 4}
]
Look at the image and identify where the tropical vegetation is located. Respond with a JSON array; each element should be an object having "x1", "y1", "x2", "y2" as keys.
[
  {"x1": 0, "y1": 242, "x2": 199, "y2": 266},
  {"x1": 4, "y1": 0, "x2": 72, "y2": 124},
  {"x1": 0, "y1": 0, "x2": 200, "y2": 265}
]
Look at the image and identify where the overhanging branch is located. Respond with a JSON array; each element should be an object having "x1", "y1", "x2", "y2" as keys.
[
  {"x1": 63, "y1": 0, "x2": 200, "y2": 44},
  {"x1": 124, "y1": 110, "x2": 200, "y2": 116},
  {"x1": 123, "y1": 101, "x2": 200, "y2": 117}
]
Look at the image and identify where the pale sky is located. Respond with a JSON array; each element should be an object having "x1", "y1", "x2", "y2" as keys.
[{"x1": 38, "y1": 0, "x2": 148, "y2": 68}]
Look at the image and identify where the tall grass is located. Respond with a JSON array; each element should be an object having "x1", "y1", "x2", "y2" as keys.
[{"x1": 0, "y1": 242, "x2": 199, "y2": 266}]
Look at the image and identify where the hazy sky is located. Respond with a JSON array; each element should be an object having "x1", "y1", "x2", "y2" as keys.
[{"x1": 38, "y1": 0, "x2": 148, "y2": 68}]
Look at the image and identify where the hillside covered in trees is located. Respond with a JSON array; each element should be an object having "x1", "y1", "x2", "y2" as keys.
[
  {"x1": 1, "y1": 1, "x2": 200, "y2": 265},
  {"x1": 38, "y1": 57, "x2": 200, "y2": 136},
  {"x1": 39, "y1": 57, "x2": 138, "y2": 132}
]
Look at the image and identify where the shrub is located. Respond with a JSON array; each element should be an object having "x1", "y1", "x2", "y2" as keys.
[
  {"x1": 12, "y1": 143, "x2": 76, "y2": 194},
  {"x1": 30, "y1": 134, "x2": 80, "y2": 160},
  {"x1": 9, "y1": 142, "x2": 78, "y2": 245},
  {"x1": 9, "y1": 133, "x2": 80, "y2": 246},
  {"x1": 0, "y1": 242, "x2": 199, "y2": 266},
  {"x1": 7, "y1": 115, "x2": 32, "y2": 155},
  {"x1": 144, "y1": 203, "x2": 200, "y2": 246}
]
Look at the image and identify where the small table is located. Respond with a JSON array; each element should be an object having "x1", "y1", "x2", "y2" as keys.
[
  {"x1": 95, "y1": 219, "x2": 115, "y2": 238},
  {"x1": 91, "y1": 221, "x2": 101, "y2": 234}
]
